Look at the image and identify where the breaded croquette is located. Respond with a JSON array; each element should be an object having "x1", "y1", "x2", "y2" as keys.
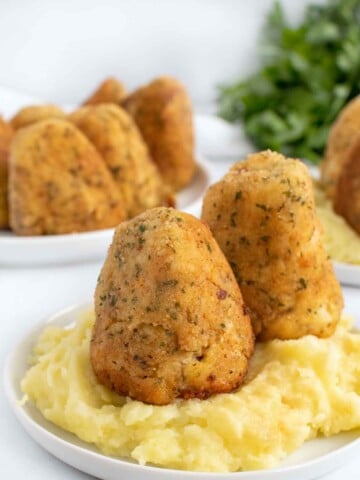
[
  {"x1": 202, "y1": 150, "x2": 343, "y2": 341},
  {"x1": 334, "y1": 134, "x2": 360, "y2": 235},
  {"x1": 11, "y1": 104, "x2": 65, "y2": 130},
  {"x1": 123, "y1": 76, "x2": 196, "y2": 191},
  {"x1": 91, "y1": 208, "x2": 254, "y2": 405},
  {"x1": 321, "y1": 95, "x2": 360, "y2": 198},
  {"x1": 82, "y1": 77, "x2": 127, "y2": 106},
  {"x1": 9, "y1": 119, "x2": 126, "y2": 235},
  {"x1": 69, "y1": 103, "x2": 174, "y2": 218},
  {"x1": 0, "y1": 117, "x2": 13, "y2": 228}
]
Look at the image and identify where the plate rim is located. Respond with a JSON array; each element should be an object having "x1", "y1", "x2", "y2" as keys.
[{"x1": 4, "y1": 302, "x2": 360, "y2": 479}]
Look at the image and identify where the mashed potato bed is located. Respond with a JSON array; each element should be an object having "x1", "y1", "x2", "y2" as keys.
[
  {"x1": 21, "y1": 311, "x2": 360, "y2": 473},
  {"x1": 315, "y1": 182, "x2": 360, "y2": 265}
]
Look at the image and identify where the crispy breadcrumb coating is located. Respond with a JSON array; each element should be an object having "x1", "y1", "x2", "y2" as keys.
[
  {"x1": 82, "y1": 77, "x2": 127, "y2": 106},
  {"x1": 70, "y1": 104, "x2": 174, "y2": 218},
  {"x1": 202, "y1": 150, "x2": 343, "y2": 341},
  {"x1": 11, "y1": 104, "x2": 65, "y2": 130},
  {"x1": 0, "y1": 117, "x2": 13, "y2": 228},
  {"x1": 9, "y1": 119, "x2": 126, "y2": 235},
  {"x1": 321, "y1": 95, "x2": 360, "y2": 198},
  {"x1": 334, "y1": 134, "x2": 360, "y2": 235},
  {"x1": 123, "y1": 76, "x2": 196, "y2": 191},
  {"x1": 91, "y1": 208, "x2": 254, "y2": 405}
]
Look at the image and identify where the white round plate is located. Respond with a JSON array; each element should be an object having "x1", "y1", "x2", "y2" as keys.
[
  {"x1": 194, "y1": 113, "x2": 253, "y2": 162},
  {"x1": 333, "y1": 262, "x2": 360, "y2": 288},
  {"x1": 4, "y1": 299, "x2": 360, "y2": 480},
  {"x1": 0, "y1": 156, "x2": 212, "y2": 267}
]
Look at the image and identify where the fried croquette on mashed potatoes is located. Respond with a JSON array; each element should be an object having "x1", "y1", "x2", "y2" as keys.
[
  {"x1": 9, "y1": 118, "x2": 126, "y2": 235},
  {"x1": 202, "y1": 150, "x2": 343, "y2": 341},
  {"x1": 321, "y1": 95, "x2": 360, "y2": 198},
  {"x1": 21, "y1": 311, "x2": 360, "y2": 472},
  {"x1": 333, "y1": 135, "x2": 360, "y2": 235},
  {"x1": 82, "y1": 77, "x2": 127, "y2": 106},
  {"x1": 0, "y1": 117, "x2": 13, "y2": 227},
  {"x1": 11, "y1": 104, "x2": 65, "y2": 130},
  {"x1": 69, "y1": 104, "x2": 174, "y2": 218},
  {"x1": 91, "y1": 208, "x2": 254, "y2": 405},
  {"x1": 123, "y1": 76, "x2": 196, "y2": 191}
]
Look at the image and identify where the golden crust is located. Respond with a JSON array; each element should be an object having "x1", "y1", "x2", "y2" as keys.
[
  {"x1": 69, "y1": 103, "x2": 174, "y2": 218},
  {"x1": 0, "y1": 117, "x2": 13, "y2": 228},
  {"x1": 82, "y1": 77, "x2": 127, "y2": 106},
  {"x1": 123, "y1": 76, "x2": 196, "y2": 191},
  {"x1": 321, "y1": 95, "x2": 360, "y2": 197},
  {"x1": 11, "y1": 104, "x2": 65, "y2": 130},
  {"x1": 9, "y1": 119, "x2": 126, "y2": 235},
  {"x1": 91, "y1": 208, "x2": 254, "y2": 405},
  {"x1": 334, "y1": 134, "x2": 360, "y2": 234},
  {"x1": 202, "y1": 150, "x2": 343, "y2": 341}
]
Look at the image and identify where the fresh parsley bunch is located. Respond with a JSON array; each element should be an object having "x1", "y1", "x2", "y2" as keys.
[{"x1": 218, "y1": 0, "x2": 360, "y2": 163}]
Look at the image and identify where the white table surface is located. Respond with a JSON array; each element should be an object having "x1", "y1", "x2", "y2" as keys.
[{"x1": 1, "y1": 159, "x2": 360, "y2": 479}]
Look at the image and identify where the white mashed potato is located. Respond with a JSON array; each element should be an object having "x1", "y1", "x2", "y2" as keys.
[
  {"x1": 21, "y1": 311, "x2": 360, "y2": 472},
  {"x1": 315, "y1": 183, "x2": 360, "y2": 265}
]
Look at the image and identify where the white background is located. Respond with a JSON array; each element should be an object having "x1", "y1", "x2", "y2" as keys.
[
  {"x1": 1, "y1": 1, "x2": 359, "y2": 479},
  {"x1": 0, "y1": 0, "x2": 324, "y2": 107}
]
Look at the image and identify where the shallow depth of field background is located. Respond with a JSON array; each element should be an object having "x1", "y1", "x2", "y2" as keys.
[{"x1": 0, "y1": 0, "x2": 325, "y2": 108}]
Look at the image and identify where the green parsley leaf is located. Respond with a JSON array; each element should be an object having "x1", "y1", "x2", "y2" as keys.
[{"x1": 218, "y1": 0, "x2": 360, "y2": 163}]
